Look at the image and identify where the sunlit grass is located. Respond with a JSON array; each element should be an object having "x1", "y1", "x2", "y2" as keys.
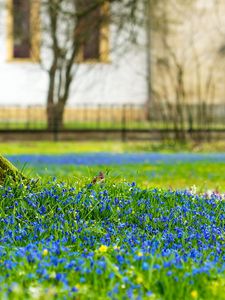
[
  {"x1": 1, "y1": 140, "x2": 225, "y2": 155},
  {"x1": 18, "y1": 161, "x2": 224, "y2": 192}
]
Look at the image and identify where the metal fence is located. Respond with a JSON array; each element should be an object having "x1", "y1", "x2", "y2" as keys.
[
  {"x1": 0, "y1": 103, "x2": 225, "y2": 140},
  {"x1": 0, "y1": 104, "x2": 147, "y2": 130},
  {"x1": 0, "y1": 103, "x2": 225, "y2": 129}
]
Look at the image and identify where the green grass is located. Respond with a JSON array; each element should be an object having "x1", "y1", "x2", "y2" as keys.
[
  {"x1": 1, "y1": 119, "x2": 224, "y2": 130},
  {"x1": 21, "y1": 162, "x2": 225, "y2": 193},
  {"x1": 1, "y1": 141, "x2": 225, "y2": 192},
  {"x1": 1, "y1": 140, "x2": 225, "y2": 155}
]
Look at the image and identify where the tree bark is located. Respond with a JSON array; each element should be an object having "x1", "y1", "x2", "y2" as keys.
[
  {"x1": 0, "y1": 155, "x2": 25, "y2": 184},
  {"x1": 47, "y1": 102, "x2": 65, "y2": 131}
]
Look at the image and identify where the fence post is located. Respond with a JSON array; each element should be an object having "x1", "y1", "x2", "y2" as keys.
[
  {"x1": 26, "y1": 105, "x2": 30, "y2": 129},
  {"x1": 121, "y1": 104, "x2": 127, "y2": 142}
]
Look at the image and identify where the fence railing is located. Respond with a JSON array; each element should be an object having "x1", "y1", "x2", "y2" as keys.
[{"x1": 0, "y1": 103, "x2": 224, "y2": 133}]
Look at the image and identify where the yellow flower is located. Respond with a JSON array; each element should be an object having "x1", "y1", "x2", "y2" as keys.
[
  {"x1": 137, "y1": 251, "x2": 143, "y2": 257},
  {"x1": 42, "y1": 249, "x2": 48, "y2": 256},
  {"x1": 190, "y1": 290, "x2": 198, "y2": 299},
  {"x1": 98, "y1": 245, "x2": 108, "y2": 253},
  {"x1": 136, "y1": 275, "x2": 143, "y2": 284}
]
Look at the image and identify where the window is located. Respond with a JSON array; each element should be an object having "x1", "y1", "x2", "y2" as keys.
[
  {"x1": 76, "y1": 0, "x2": 109, "y2": 62},
  {"x1": 7, "y1": 0, "x2": 40, "y2": 61},
  {"x1": 13, "y1": 0, "x2": 31, "y2": 58}
]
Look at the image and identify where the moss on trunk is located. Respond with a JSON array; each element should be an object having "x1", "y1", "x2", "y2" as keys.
[{"x1": 0, "y1": 155, "x2": 25, "y2": 184}]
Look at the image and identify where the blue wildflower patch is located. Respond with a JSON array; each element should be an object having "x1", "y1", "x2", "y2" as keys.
[
  {"x1": 0, "y1": 179, "x2": 224, "y2": 299},
  {"x1": 7, "y1": 152, "x2": 225, "y2": 166}
]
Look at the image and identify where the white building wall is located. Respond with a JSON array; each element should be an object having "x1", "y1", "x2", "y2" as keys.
[{"x1": 0, "y1": 2, "x2": 148, "y2": 106}]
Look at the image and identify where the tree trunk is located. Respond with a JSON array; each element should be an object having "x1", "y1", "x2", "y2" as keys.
[
  {"x1": 0, "y1": 155, "x2": 24, "y2": 184},
  {"x1": 47, "y1": 102, "x2": 65, "y2": 131}
]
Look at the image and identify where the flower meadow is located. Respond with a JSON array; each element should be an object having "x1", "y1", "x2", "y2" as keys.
[{"x1": 0, "y1": 176, "x2": 225, "y2": 300}]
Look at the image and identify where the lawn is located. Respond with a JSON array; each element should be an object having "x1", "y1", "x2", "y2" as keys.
[{"x1": 0, "y1": 141, "x2": 225, "y2": 299}]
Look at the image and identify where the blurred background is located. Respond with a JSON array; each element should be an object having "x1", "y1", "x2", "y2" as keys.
[{"x1": 0, "y1": 0, "x2": 224, "y2": 142}]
